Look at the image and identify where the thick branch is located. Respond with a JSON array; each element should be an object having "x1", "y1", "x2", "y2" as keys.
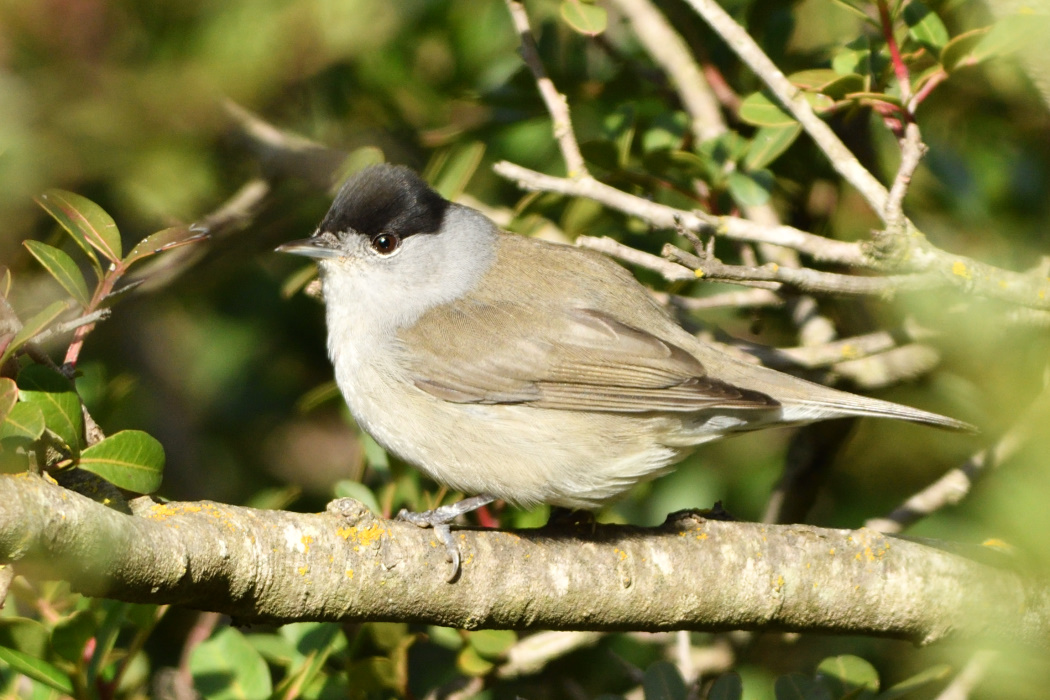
[{"x1": 1, "y1": 476, "x2": 1047, "y2": 646}]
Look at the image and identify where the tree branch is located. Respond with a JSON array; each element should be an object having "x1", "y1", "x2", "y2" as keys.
[{"x1": 2, "y1": 476, "x2": 1047, "y2": 646}]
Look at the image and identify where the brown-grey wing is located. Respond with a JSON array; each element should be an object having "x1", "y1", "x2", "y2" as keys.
[{"x1": 399, "y1": 301, "x2": 778, "y2": 414}]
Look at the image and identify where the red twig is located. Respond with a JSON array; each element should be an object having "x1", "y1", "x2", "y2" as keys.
[{"x1": 877, "y1": 0, "x2": 913, "y2": 107}]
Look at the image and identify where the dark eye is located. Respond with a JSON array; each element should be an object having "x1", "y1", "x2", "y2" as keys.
[{"x1": 370, "y1": 232, "x2": 401, "y2": 255}]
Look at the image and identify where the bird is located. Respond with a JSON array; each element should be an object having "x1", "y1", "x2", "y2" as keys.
[{"x1": 278, "y1": 163, "x2": 970, "y2": 579}]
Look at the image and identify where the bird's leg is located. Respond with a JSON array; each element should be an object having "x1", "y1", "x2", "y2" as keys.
[{"x1": 398, "y1": 494, "x2": 495, "y2": 582}]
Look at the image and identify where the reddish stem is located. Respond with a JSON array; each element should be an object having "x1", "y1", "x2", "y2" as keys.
[
  {"x1": 877, "y1": 0, "x2": 912, "y2": 106},
  {"x1": 64, "y1": 262, "x2": 124, "y2": 367}
]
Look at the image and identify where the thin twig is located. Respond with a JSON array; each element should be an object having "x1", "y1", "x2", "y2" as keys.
[
  {"x1": 504, "y1": 0, "x2": 588, "y2": 178},
  {"x1": 495, "y1": 161, "x2": 867, "y2": 265},
  {"x1": 31, "y1": 309, "x2": 111, "y2": 347},
  {"x1": 576, "y1": 236, "x2": 697, "y2": 282},
  {"x1": 664, "y1": 243, "x2": 943, "y2": 297},
  {"x1": 666, "y1": 288, "x2": 784, "y2": 311},
  {"x1": 884, "y1": 122, "x2": 926, "y2": 234}
]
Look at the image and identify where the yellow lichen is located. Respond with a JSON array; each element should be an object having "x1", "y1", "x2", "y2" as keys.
[{"x1": 952, "y1": 261, "x2": 971, "y2": 279}]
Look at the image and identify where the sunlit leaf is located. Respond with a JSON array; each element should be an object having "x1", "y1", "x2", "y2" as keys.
[
  {"x1": 123, "y1": 226, "x2": 208, "y2": 268},
  {"x1": 457, "y1": 644, "x2": 494, "y2": 676},
  {"x1": 739, "y1": 92, "x2": 796, "y2": 127},
  {"x1": 642, "y1": 111, "x2": 689, "y2": 152},
  {"x1": 827, "y1": 0, "x2": 878, "y2": 24},
  {"x1": 466, "y1": 629, "x2": 516, "y2": 660},
  {"x1": 744, "y1": 123, "x2": 802, "y2": 171},
  {"x1": 0, "y1": 402, "x2": 45, "y2": 441},
  {"x1": 643, "y1": 661, "x2": 687, "y2": 700},
  {"x1": 23, "y1": 240, "x2": 91, "y2": 307},
  {"x1": 18, "y1": 364, "x2": 82, "y2": 454},
  {"x1": 816, "y1": 655, "x2": 879, "y2": 698},
  {"x1": 36, "y1": 190, "x2": 122, "y2": 264},
  {"x1": 903, "y1": 2, "x2": 949, "y2": 54},
  {"x1": 0, "y1": 300, "x2": 72, "y2": 366},
  {"x1": 190, "y1": 627, "x2": 272, "y2": 700},
  {"x1": 0, "y1": 267, "x2": 10, "y2": 298},
  {"x1": 0, "y1": 378, "x2": 16, "y2": 425},
  {"x1": 78, "y1": 430, "x2": 165, "y2": 494},
  {"x1": 727, "y1": 170, "x2": 774, "y2": 207},
  {"x1": 0, "y1": 646, "x2": 74, "y2": 694},
  {"x1": 560, "y1": 0, "x2": 607, "y2": 35},
  {"x1": 939, "y1": 27, "x2": 990, "y2": 71}
]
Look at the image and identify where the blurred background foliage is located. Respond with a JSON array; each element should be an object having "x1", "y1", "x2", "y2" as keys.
[{"x1": 1, "y1": 0, "x2": 1049, "y2": 697}]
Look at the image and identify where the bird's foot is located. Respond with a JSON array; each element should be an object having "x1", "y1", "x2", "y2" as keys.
[{"x1": 397, "y1": 494, "x2": 495, "y2": 582}]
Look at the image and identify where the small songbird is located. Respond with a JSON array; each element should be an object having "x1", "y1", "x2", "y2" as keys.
[{"x1": 278, "y1": 163, "x2": 969, "y2": 578}]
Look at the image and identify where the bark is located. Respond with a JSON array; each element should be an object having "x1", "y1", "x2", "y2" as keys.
[{"x1": 0, "y1": 474, "x2": 1046, "y2": 646}]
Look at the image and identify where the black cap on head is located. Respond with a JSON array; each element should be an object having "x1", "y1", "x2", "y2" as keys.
[{"x1": 319, "y1": 164, "x2": 450, "y2": 240}]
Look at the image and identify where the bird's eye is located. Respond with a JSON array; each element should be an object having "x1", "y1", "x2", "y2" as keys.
[{"x1": 370, "y1": 232, "x2": 401, "y2": 255}]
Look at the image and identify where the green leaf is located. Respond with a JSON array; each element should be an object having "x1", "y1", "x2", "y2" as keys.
[
  {"x1": 123, "y1": 226, "x2": 208, "y2": 268},
  {"x1": 466, "y1": 629, "x2": 516, "y2": 660},
  {"x1": 642, "y1": 112, "x2": 689, "y2": 152},
  {"x1": 17, "y1": 364, "x2": 83, "y2": 454},
  {"x1": 0, "y1": 645, "x2": 74, "y2": 694},
  {"x1": 36, "y1": 190, "x2": 121, "y2": 264},
  {"x1": 190, "y1": 627, "x2": 272, "y2": 700},
  {"x1": 0, "y1": 402, "x2": 45, "y2": 441},
  {"x1": 744, "y1": 123, "x2": 802, "y2": 170},
  {"x1": 643, "y1": 661, "x2": 687, "y2": 700},
  {"x1": 877, "y1": 664, "x2": 951, "y2": 699},
  {"x1": 604, "y1": 104, "x2": 636, "y2": 167},
  {"x1": 23, "y1": 241, "x2": 91, "y2": 307},
  {"x1": 789, "y1": 69, "x2": 842, "y2": 90},
  {"x1": 560, "y1": 0, "x2": 607, "y2": 35},
  {"x1": 728, "y1": 170, "x2": 774, "y2": 207},
  {"x1": 903, "y1": 2, "x2": 949, "y2": 54},
  {"x1": 966, "y1": 13, "x2": 1050, "y2": 66},
  {"x1": 709, "y1": 673, "x2": 743, "y2": 700},
  {"x1": 0, "y1": 378, "x2": 16, "y2": 425},
  {"x1": 816, "y1": 655, "x2": 879, "y2": 698},
  {"x1": 78, "y1": 430, "x2": 164, "y2": 493},
  {"x1": 739, "y1": 92, "x2": 796, "y2": 127},
  {"x1": 332, "y1": 480, "x2": 382, "y2": 516},
  {"x1": 51, "y1": 610, "x2": 97, "y2": 664},
  {"x1": 426, "y1": 141, "x2": 485, "y2": 200},
  {"x1": 939, "y1": 27, "x2": 990, "y2": 72},
  {"x1": 0, "y1": 299, "x2": 72, "y2": 366},
  {"x1": 775, "y1": 673, "x2": 833, "y2": 700},
  {"x1": 457, "y1": 644, "x2": 494, "y2": 676},
  {"x1": 0, "y1": 617, "x2": 49, "y2": 658}
]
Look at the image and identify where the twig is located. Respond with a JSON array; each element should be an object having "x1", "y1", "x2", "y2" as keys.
[
  {"x1": 884, "y1": 122, "x2": 926, "y2": 235},
  {"x1": 666, "y1": 288, "x2": 784, "y2": 311},
  {"x1": 608, "y1": 0, "x2": 725, "y2": 143},
  {"x1": 680, "y1": 0, "x2": 893, "y2": 218},
  {"x1": 495, "y1": 161, "x2": 867, "y2": 265},
  {"x1": 664, "y1": 243, "x2": 944, "y2": 297},
  {"x1": 576, "y1": 236, "x2": 697, "y2": 283},
  {"x1": 31, "y1": 309, "x2": 111, "y2": 347},
  {"x1": 503, "y1": 0, "x2": 588, "y2": 178},
  {"x1": 866, "y1": 427, "x2": 1023, "y2": 534}
]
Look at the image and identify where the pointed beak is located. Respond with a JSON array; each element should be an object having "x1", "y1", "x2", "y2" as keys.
[{"x1": 276, "y1": 237, "x2": 343, "y2": 260}]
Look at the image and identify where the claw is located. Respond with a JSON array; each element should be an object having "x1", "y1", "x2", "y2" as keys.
[{"x1": 397, "y1": 494, "x2": 495, "y2": 582}]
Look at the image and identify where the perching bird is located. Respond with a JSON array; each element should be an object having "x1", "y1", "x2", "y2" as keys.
[{"x1": 278, "y1": 163, "x2": 969, "y2": 578}]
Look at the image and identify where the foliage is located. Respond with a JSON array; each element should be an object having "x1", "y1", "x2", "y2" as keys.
[{"x1": 1, "y1": 0, "x2": 1049, "y2": 698}]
